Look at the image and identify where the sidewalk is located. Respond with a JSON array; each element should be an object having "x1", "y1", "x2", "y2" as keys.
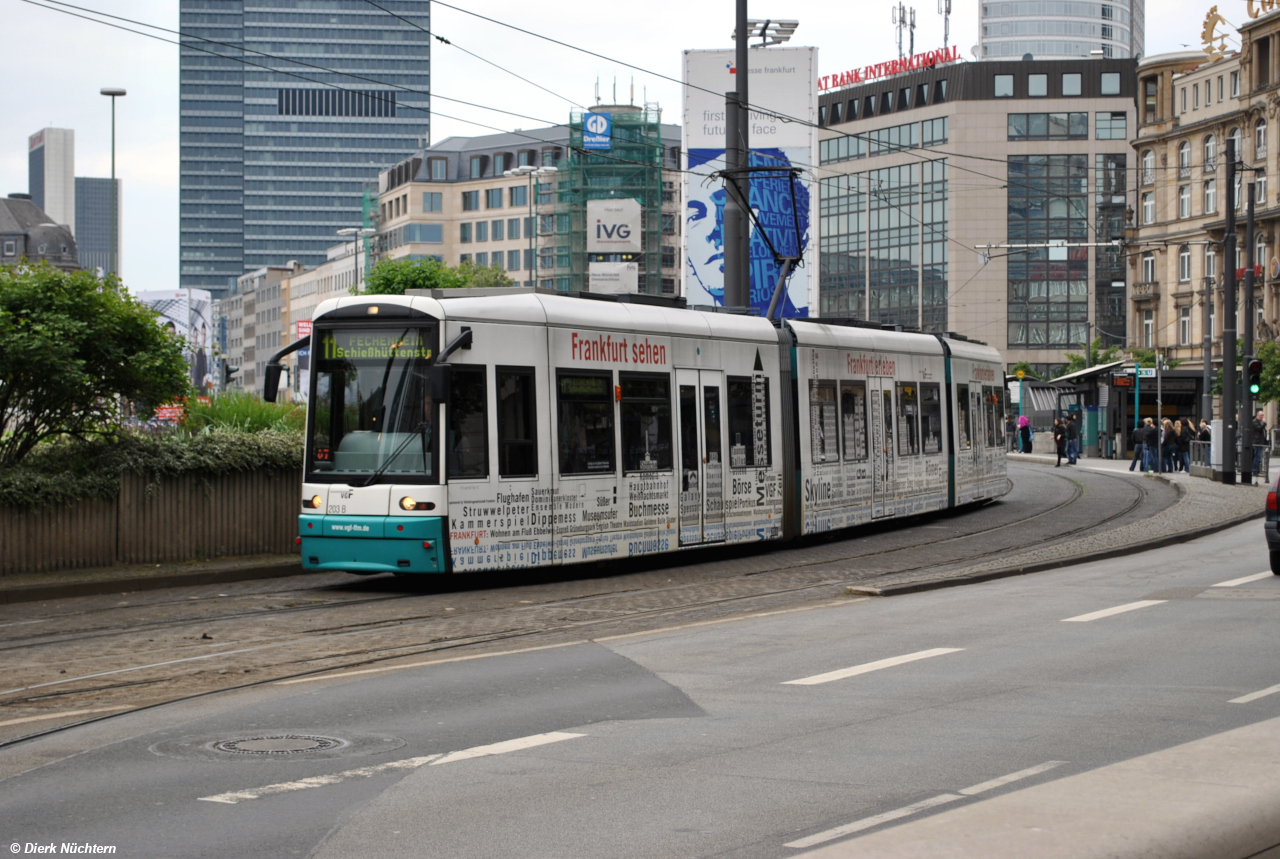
[{"x1": 848, "y1": 453, "x2": 1268, "y2": 595}]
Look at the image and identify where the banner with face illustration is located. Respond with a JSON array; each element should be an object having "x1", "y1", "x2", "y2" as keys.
[
  {"x1": 137, "y1": 289, "x2": 213, "y2": 391},
  {"x1": 682, "y1": 46, "x2": 818, "y2": 317}
]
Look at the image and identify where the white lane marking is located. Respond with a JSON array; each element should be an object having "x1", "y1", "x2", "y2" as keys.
[
  {"x1": 1230, "y1": 683, "x2": 1280, "y2": 704},
  {"x1": 1213, "y1": 572, "x2": 1274, "y2": 588},
  {"x1": 276, "y1": 641, "x2": 586, "y2": 685},
  {"x1": 199, "y1": 755, "x2": 442, "y2": 804},
  {"x1": 0, "y1": 705, "x2": 131, "y2": 728},
  {"x1": 430, "y1": 731, "x2": 584, "y2": 765},
  {"x1": 784, "y1": 794, "x2": 963, "y2": 849},
  {"x1": 783, "y1": 648, "x2": 963, "y2": 686},
  {"x1": 198, "y1": 731, "x2": 585, "y2": 805},
  {"x1": 1062, "y1": 600, "x2": 1165, "y2": 623},
  {"x1": 958, "y1": 761, "x2": 1067, "y2": 796}
]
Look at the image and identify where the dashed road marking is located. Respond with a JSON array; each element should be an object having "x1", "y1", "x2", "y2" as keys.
[
  {"x1": 1062, "y1": 600, "x2": 1165, "y2": 623},
  {"x1": 958, "y1": 760, "x2": 1067, "y2": 795},
  {"x1": 1230, "y1": 683, "x2": 1280, "y2": 704},
  {"x1": 784, "y1": 795, "x2": 964, "y2": 849},
  {"x1": 197, "y1": 731, "x2": 584, "y2": 805},
  {"x1": 1213, "y1": 572, "x2": 1274, "y2": 588},
  {"x1": 782, "y1": 648, "x2": 963, "y2": 686}
]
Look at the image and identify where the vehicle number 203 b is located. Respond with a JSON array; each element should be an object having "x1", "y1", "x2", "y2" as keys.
[{"x1": 327, "y1": 505, "x2": 346, "y2": 514}]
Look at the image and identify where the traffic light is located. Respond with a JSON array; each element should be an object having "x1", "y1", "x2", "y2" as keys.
[
  {"x1": 222, "y1": 361, "x2": 240, "y2": 387},
  {"x1": 1248, "y1": 357, "x2": 1263, "y2": 396}
]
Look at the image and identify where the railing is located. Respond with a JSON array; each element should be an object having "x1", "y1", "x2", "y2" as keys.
[
  {"x1": 1205, "y1": 158, "x2": 1218, "y2": 173},
  {"x1": 1188, "y1": 440, "x2": 1270, "y2": 482},
  {"x1": 1179, "y1": 164, "x2": 1191, "y2": 179},
  {"x1": 1191, "y1": 440, "x2": 1211, "y2": 468},
  {"x1": 1132, "y1": 281, "x2": 1160, "y2": 299},
  {"x1": 1141, "y1": 168, "x2": 1155, "y2": 185}
]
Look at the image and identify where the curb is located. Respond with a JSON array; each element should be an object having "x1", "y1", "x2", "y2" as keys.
[
  {"x1": 0, "y1": 561, "x2": 308, "y2": 606},
  {"x1": 847, "y1": 464, "x2": 1260, "y2": 597}
]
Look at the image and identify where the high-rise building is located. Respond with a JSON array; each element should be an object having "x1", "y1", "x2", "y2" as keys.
[
  {"x1": 178, "y1": 0, "x2": 431, "y2": 298},
  {"x1": 980, "y1": 0, "x2": 1145, "y2": 61},
  {"x1": 74, "y1": 177, "x2": 121, "y2": 275},
  {"x1": 28, "y1": 128, "x2": 75, "y2": 230}
]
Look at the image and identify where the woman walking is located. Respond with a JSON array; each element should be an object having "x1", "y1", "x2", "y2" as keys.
[
  {"x1": 1018, "y1": 415, "x2": 1031, "y2": 453},
  {"x1": 1161, "y1": 418, "x2": 1176, "y2": 473},
  {"x1": 1053, "y1": 418, "x2": 1067, "y2": 467},
  {"x1": 1174, "y1": 420, "x2": 1192, "y2": 472}
]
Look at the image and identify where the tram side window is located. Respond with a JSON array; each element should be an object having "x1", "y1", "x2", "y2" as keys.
[
  {"x1": 447, "y1": 366, "x2": 488, "y2": 479},
  {"x1": 957, "y1": 383, "x2": 972, "y2": 449},
  {"x1": 727, "y1": 376, "x2": 772, "y2": 468},
  {"x1": 810, "y1": 381, "x2": 838, "y2": 463},
  {"x1": 621, "y1": 373, "x2": 673, "y2": 473},
  {"x1": 920, "y1": 383, "x2": 943, "y2": 454},
  {"x1": 497, "y1": 367, "x2": 536, "y2": 478},
  {"x1": 557, "y1": 372, "x2": 615, "y2": 475},
  {"x1": 984, "y1": 386, "x2": 998, "y2": 447},
  {"x1": 897, "y1": 382, "x2": 920, "y2": 456},
  {"x1": 841, "y1": 381, "x2": 868, "y2": 462},
  {"x1": 996, "y1": 387, "x2": 1008, "y2": 444},
  {"x1": 971, "y1": 388, "x2": 985, "y2": 448}
]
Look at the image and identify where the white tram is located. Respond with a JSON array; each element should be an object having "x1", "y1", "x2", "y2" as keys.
[{"x1": 272, "y1": 290, "x2": 1007, "y2": 576}]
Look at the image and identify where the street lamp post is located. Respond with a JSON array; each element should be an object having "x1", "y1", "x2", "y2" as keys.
[
  {"x1": 100, "y1": 87, "x2": 126, "y2": 277},
  {"x1": 337, "y1": 227, "x2": 377, "y2": 292},
  {"x1": 505, "y1": 164, "x2": 558, "y2": 287}
]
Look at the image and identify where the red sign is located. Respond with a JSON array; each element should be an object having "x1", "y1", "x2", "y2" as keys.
[
  {"x1": 1236, "y1": 265, "x2": 1265, "y2": 278},
  {"x1": 296, "y1": 320, "x2": 313, "y2": 339},
  {"x1": 818, "y1": 45, "x2": 960, "y2": 93}
]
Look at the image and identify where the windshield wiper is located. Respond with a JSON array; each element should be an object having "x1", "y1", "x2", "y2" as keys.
[{"x1": 356, "y1": 422, "x2": 431, "y2": 488}]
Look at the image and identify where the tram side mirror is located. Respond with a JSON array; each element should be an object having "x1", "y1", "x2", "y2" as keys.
[
  {"x1": 263, "y1": 363, "x2": 283, "y2": 403},
  {"x1": 432, "y1": 363, "x2": 452, "y2": 405}
]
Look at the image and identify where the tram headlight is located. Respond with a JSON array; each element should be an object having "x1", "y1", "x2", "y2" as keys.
[
  {"x1": 399, "y1": 496, "x2": 435, "y2": 511},
  {"x1": 302, "y1": 495, "x2": 322, "y2": 509}
]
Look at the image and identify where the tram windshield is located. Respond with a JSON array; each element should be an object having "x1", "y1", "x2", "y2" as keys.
[{"x1": 307, "y1": 326, "x2": 438, "y2": 483}]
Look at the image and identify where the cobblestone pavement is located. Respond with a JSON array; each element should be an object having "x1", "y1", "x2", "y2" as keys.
[{"x1": 0, "y1": 462, "x2": 1227, "y2": 745}]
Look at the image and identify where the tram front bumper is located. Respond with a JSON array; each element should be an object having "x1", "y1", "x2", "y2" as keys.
[{"x1": 299, "y1": 514, "x2": 446, "y2": 574}]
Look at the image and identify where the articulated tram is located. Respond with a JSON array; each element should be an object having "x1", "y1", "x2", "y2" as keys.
[{"x1": 269, "y1": 290, "x2": 1006, "y2": 576}]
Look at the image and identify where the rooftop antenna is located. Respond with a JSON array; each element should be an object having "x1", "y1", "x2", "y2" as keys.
[
  {"x1": 595, "y1": 76, "x2": 600, "y2": 105},
  {"x1": 630, "y1": 77, "x2": 635, "y2": 105},
  {"x1": 613, "y1": 77, "x2": 617, "y2": 104},
  {"x1": 938, "y1": 0, "x2": 951, "y2": 53},
  {"x1": 909, "y1": 6, "x2": 916, "y2": 57},
  {"x1": 893, "y1": 3, "x2": 905, "y2": 60}
]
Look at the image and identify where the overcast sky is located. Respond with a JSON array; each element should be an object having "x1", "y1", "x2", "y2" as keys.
[{"x1": 0, "y1": 0, "x2": 1210, "y2": 293}]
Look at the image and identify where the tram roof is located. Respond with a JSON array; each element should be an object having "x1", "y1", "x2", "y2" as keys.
[{"x1": 786, "y1": 319, "x2": 945, "y2": 356}]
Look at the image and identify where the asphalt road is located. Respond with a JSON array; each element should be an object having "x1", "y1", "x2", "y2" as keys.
[{"x1": 1, "y1": 503, "x2": 1277, "y2": 858}]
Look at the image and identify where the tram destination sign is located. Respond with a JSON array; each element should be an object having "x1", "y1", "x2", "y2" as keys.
[{"x1": 322, "y1": 330, "x2": 433, "y2": 361}]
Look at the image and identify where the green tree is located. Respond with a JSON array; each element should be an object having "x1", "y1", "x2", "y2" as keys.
[
  {"x1": 1062, "y1": 338, "x2": 1124, "y2": 376},
  {"x1": 0, "y1": 263, "x2": 190, "y2": 468},
  {"x1": 363, "y1": 257, "x2": 468, "y2": 295},
  {"x1": 1010, "y1": 361, "x2": 1041, "y2": 381},
  {"x1": 457, "y1": 259, "x2": 515, "y2": 288},
  {"x1": 1126, "y1": 348, "x2": 1183, "y2": 370},
  {"x1": 1255, "y1": 340, "x2": 1280, "y2": 405}
]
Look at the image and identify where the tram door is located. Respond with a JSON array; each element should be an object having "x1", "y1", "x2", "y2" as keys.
[
  {"x1": 676, "y1": 369, "x2": 726, "y2": 545},
  {"x1": 869, "y1": 378, "x2": 896, "y2": 518},
  {"x1": 970, "y1": 386, "x2": 986, "y2": 478}
]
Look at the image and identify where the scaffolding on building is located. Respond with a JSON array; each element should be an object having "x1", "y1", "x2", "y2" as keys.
[{"x1": 564, "y1": 105, "x2": 664, "y2": 294}]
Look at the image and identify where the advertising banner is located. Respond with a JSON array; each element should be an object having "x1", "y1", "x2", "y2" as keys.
[
  {"x1": 137, "y1": 289, "x2": 214, "y2": 392},
  {"x1": 589, "y1": 262, "x2": 640, "y2": 294},
  {"x1": 682, "y1": 46, "x2": 818, "y2": 317},
  {"x1": 583, "y1": 112, "x2": 612, "y2": 150},
  {"x1": 587, "y1": 198, "x2": 643, "y2": 253}
]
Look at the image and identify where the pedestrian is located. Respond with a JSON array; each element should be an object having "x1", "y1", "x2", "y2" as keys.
[
  {"x1": 1142, "y1": 417, "x2": 1160, "y2": 473},
  {"x1": 1018, "y1": 415, "x2": 1031, "y2": 453},
  {"x1": 1198, "y1": 419, "x2": 1212, "y2": 442},
  {"x1": 1005, "y1": 414, "x2": 1017, "y2": 451},
  {"x1": 1129, "y1": 422, "x2": 1146, "y2": 472},
  {"x1": 1253, "y1": 409, "x2": 1268, "y2": 484},
  {"x1": 1053, "y1": 417, "x2": 1067, "y2": 467},
  {"x1": 1175, "y1": 419, "x2": 1192, "y2": 472},
  {"x1": 1066, "y1": 415, "x2": 1080, "y2": 464},
  {"x1": 1161, "y1": 418, "x2": 1176, "y2": 473}
]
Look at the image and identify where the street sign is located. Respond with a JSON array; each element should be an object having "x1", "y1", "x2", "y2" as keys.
[
  {"x1": 1136, "y1": 368, "x2": 1156, "y2": 378},
  {"x1": 1016, "y1": 369, "x2": 1025, "y2": 379}
]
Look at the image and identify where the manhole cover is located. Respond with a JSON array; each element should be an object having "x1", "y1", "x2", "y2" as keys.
[{"x1": 212, "y1": 735, "x2": 343, "y2": 755}]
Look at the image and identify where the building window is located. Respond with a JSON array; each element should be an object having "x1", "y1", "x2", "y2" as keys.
[
  {"x1": 1219, "y1": 75, "x2": 1225, "y2": 101},
  {"x1": 1179, "y1": 185, "x2": 1191, "y2": 219},
  {"x1": 493, "y1": 153, "x2": 508, "y2": 175},
  {"x1": 1181, "y1": 87, "x2": 1187, "y2": 114},
  {"x1": 462, "y1": 190, "x2": 479, "y2": 211},
  {"x1": 1007, "y1": 113, "x2": 1088, "y2": 140},
  {"x1": 507, "y1": 218, "x2": 521, "y2": 240},
  {"x1": 662, "y1": 213, "x2": 677, "y2": 235},
  {"x1": 460, "y1": 223, "x2": 472, "y2": 243},
  {"x1": 1101, "y1": 72, "x2": 1121, "y2": 96},
  {"x1": 1258, "y1": 172, "x2": 1268, "y2": 207},
  {"x1": 922, "y1": 117, "x2": 948, "y2": 147},
  {"x1": 485, "y1": 188, "x2": 503, "y2": 209},
  {"x1": 430, "y1": 159, "x2": 447, "y2": 181},
  {"x1": 994, "y1": 74, "x2": 1014, "y2": 97},
  {"x1": 1180, "y1": 306, "x2": 1191, "y2": 345},
  {"x1": 1178, "y1": 141, "x2": 1191, "y2": 178},
  {"x1": 1179, "y1": 245, "x2": 1191, "y2": 281},
  {"x1": 1096, "y1": 112, "x2": 1127, "y2": 139},
  {"x1": 470, "y1": 155, "x2": 486, "y2": 179},
  {"x1": 476, "y1": 252, "x2": 488, "y2": 267},
  {"x1": 1028, "y1": 74, "x2": 1047, "y2": 97},
  {"x1": 830, "y1": 101, "x2": 843, "y2": 124},
  {"x1": 518, "y1": 150, "x2": 533, "y2": 168},
  {"x1": 2, "y1": 241, "x2": 13, "y2": 256},
  {"x1": 1232, "y1": 70, "x2": 1241, "y2": 97},
  {"x1": 1193, "y1": 83, "x2": 1200, "y2": 109},
  {"x1": 1229, "y1": 126, "x2": 1242, "y2": 160},
  {"x1": 1205, "y1": 135, "x2": 1218, "y2": 172},
  {"x1": 422, "y1": 192, "x2": 442, "y2": 212},
  {"x1": 1204, "y1": 178, "x2": 1217, "y2": 213},
  {"x1": 1205, "y1": 247, "x2": 1217, "y2": 281},
  {"x1": 1142, "y1": 192, "x2": 1154, "y2": 224},
  {"x1": 1258, "y1": 119, "x2": 1269, "y2": 160},
  {"x1": 1062, "y1": 73, "x2": 1081, "y2": 96},
  {"x1": 1142, "y1": 252, "x2": 1156, "y2": 282},
  {"x1": 1143, "y1": 309, "x2": 1154, "y2": 347},
  {"x1": 507, "y1": 250, "x2": 520, "y2": 270},
  {"x1": 1142, "y1": 149, "x2": 1155, "y2": 185},
  {"x1": 510, "y1": 185, "x2": 527, "y2": 207},
  {"x1": 491, "y1": 219, "x2": 504, "y2": 241},
  {"x1": 475, "y1": 221, "x2": 488, "y2": 242}
]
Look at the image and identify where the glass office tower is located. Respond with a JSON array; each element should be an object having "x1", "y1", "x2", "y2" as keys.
[
  {"x1": 980, "y1": 0, "x2": 1144, "y2": 60},
  {"x1": 179, "y1": 1, "x2": 430, "y2": 296}
]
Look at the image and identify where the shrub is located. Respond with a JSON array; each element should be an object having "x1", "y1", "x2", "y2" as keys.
[{"x1": 182, "y1": 391, "x2": 305, "y2": 434}]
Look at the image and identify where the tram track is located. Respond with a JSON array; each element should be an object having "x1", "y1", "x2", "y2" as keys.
[{"x1": 0, "y1": 465, "x2": 1169, "y2": 751}]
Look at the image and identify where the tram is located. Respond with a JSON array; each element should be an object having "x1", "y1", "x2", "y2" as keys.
[{"x1": 264, "y1": 289, "x2": 1007, "y2": 576}]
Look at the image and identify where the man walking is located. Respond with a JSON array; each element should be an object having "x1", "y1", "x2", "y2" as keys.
[
  {"x1": 1129, "y1": 422, "x2": 1145, "y2": 472},
  {"x1": 1253, "y1": 409, "x2": 1268, "y2": 483},
  {"x1": 1066, "y1": 416, "x2": 1080, "y2": 465}
]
